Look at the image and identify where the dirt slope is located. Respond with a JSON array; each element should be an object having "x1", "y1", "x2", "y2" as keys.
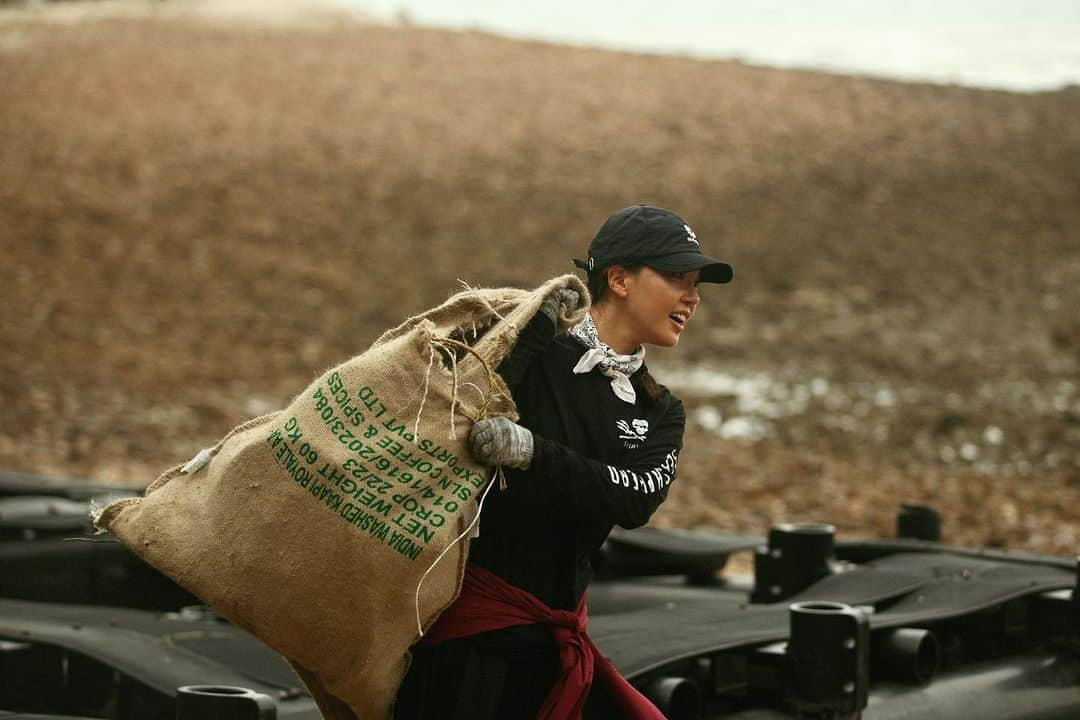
[{"x1": 1, "y1": 9, "x2": 1077, "y2": 554}]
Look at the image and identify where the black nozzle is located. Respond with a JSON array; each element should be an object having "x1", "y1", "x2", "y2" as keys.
[
  {"x1": 897, "y1": 502, "x2": 942, "y2": 541},
  {"x1": 1073, "y1": 557, "x2": 1079, "y2": 637},
  {"x1": 752, "y1": 523, "x2": 835, "y2": 603},
  {"x1": 874, "y1": 627, "x2": 941, "y2": 685},
  {"x1": 176, "y1": 685, "x2": 277, "y2": 720},
  {"x1": 644, "y1": 676, "x2": 701, "y2": 720}
]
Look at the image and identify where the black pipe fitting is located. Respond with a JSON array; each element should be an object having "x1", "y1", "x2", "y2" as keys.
[
  {"x1": 644, "y1": 675, "x2": 701, "y2": 720},
  {"x1": 751, "y1": 523, "x2": 835, "y2": 603},
  {"x1": 176, "y1": 685, "x2": 278, "y2": 720},
  {"x1": 874, "y1": 627, "x2": 941, "y2": 685},
  {"x1": 786, "y1": 601, "x2": 869, "y2": 718}
]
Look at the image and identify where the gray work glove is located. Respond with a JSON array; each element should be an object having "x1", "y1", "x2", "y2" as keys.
[
  {"x1": 539, "y1": 287, "x2": 581, "y2": 327},
  {"x1": 468, "y1": 416, "x2": 534, "y2": 470}
]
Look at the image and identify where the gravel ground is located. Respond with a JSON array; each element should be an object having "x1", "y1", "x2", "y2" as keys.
[{"x1": 2, "y1": 4, "x2": 1077, "y2": 555}]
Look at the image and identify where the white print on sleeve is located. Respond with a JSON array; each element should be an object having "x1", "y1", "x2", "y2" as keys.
[{"x1": 605, "y1": 449, "x2": 679, "y2": 494}]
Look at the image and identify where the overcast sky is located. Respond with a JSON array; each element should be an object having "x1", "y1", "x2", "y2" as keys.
[{"x1": 338, "y1": 0, "x2": 1080, "y2": 91}]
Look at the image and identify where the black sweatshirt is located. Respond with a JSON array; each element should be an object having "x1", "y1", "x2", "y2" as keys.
[
  {"x1": 468, "y1": 312, "x2": 686, "y2": 622},
  {"x1": 394, "y1": 312, "x2": 689, "y2": 715}
]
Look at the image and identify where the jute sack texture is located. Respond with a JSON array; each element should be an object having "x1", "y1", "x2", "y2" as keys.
[{"x1": 95, "y1": 275, "x2": 588, "y2": 720}]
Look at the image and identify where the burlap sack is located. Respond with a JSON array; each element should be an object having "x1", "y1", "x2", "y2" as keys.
[{"x1": 95, "y1": 275, "x2": 588, "y2": 720}]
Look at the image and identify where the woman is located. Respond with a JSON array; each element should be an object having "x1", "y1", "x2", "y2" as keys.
[{"x1": 394, "y1": 203, "x2": 733, "y2": 720}]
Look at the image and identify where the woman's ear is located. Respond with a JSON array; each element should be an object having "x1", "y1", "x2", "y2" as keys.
[{"x1": 606, "y1": 265, "x2": 630, "y2": 299}]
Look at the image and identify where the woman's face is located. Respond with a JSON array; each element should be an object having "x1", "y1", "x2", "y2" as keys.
[{"x1": 620, "y1": 266, "x2": 702, "y2": 348}]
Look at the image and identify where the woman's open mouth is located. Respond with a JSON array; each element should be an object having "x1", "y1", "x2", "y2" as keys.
[{"x1": 668, "y1": 312, "x2": 688, "y2": 330}]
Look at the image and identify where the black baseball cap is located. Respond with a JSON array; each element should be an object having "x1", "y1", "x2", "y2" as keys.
[{"x1": 572, "y1": 204, "x2": 733, "y2": 284}]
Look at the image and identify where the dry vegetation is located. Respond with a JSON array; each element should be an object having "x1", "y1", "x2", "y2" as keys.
[{"x1": 1, "y1": 6, "x2": 1078, "y2": 556}]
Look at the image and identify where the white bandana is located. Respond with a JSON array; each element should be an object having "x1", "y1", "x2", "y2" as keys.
[{"x1": 569, "y1": 313, "x2": 645, "y2": 404}]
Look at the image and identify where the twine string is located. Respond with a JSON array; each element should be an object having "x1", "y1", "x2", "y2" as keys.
[
  {"x1": 447, "y1": 343, "x2": 459, "y2": 440},
  {"x1": 456, "y1": 279, "x2": 517, "y2": 332},
  {"x1": 413, "y1": 467, "x2": 501, "y2": 637},
  {"x1": 410, "y1": 286, "x2": 520, "y2": 637},
  {"x1": 410, "y1": 334, "x2": 511, "y2": 637},
  {"x1": 413, "y1": 339, "x2": 439, "y2": 441}
]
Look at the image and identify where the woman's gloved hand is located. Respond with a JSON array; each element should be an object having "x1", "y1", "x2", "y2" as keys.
[
  {"x1": 539, "y1": 287, "x2": 581, "y2": 326},
  {"x1": 468, "y1": 416, "x2": 534, "y2": 470}
]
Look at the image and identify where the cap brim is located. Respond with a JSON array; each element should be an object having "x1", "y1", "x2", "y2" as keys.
[{"x1": 644, "y1": 252, "x2": 733, "y2": 284}]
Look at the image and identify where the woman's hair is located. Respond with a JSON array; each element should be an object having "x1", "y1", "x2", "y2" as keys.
[
  {"x1": 585, "y1": 263, "x2": 668, "y2": 407},
  {"x1": 586, "y1": 262, "x2": 640, "y2": 303}
]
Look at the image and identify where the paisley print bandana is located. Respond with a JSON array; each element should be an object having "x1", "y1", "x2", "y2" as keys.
[{"x1": 568, "y1": 313, "x2": 645, "y2": 404}]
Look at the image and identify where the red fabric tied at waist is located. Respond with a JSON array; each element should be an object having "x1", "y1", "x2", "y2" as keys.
[{"x1": 421, "y1": 564, "x2": 665, "y2": 720}]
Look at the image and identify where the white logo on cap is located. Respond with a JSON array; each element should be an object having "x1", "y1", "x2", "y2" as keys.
[{"x1": 684, "y1": 224, "x2": 699, "y2": 245}]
